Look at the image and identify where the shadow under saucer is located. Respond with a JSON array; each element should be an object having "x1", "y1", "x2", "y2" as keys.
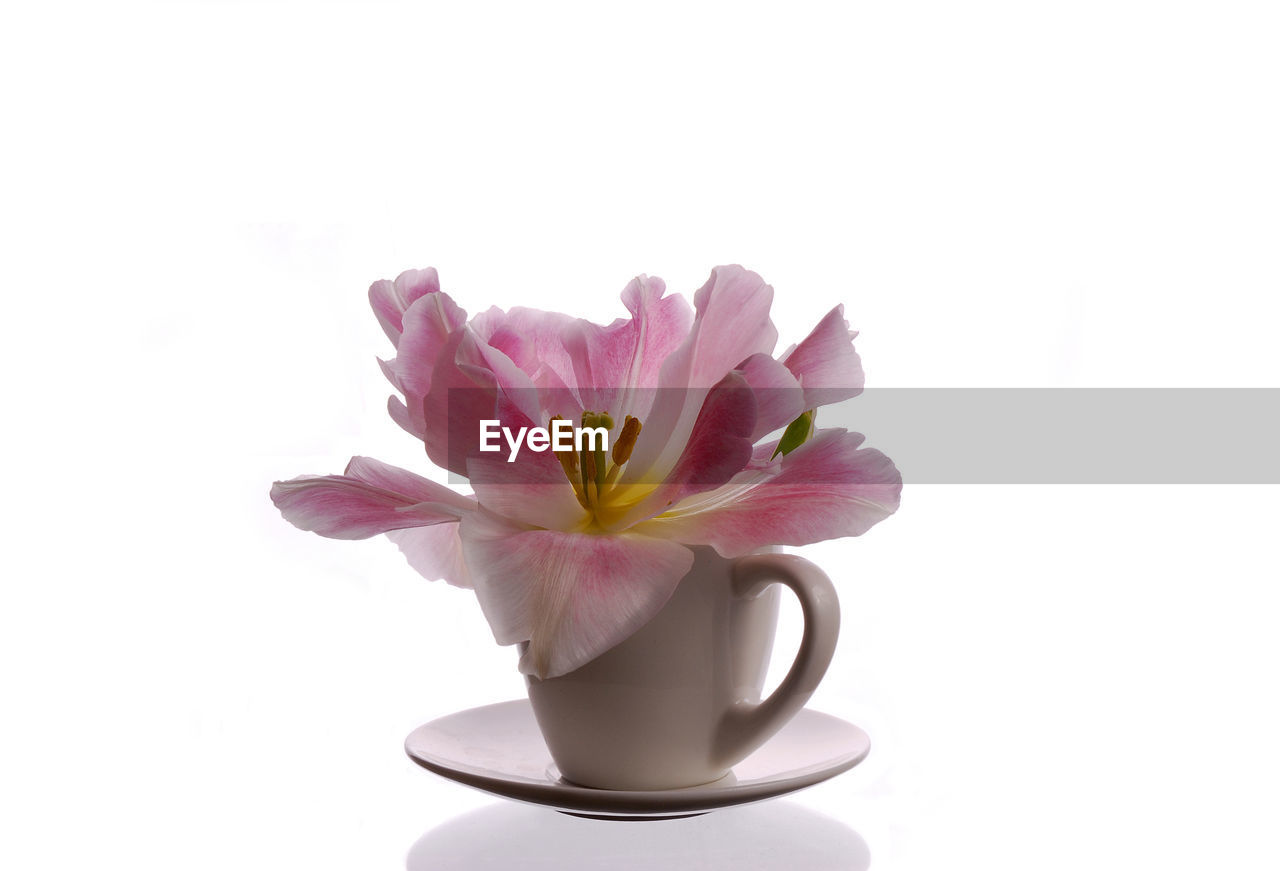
[{"x1": 406, "y1": 799, "x2": 870, "y2": 871}]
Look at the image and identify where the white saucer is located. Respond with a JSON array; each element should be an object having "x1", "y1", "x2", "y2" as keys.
[{"x1": 404, "y1": 699, "x2": 870, "y2": 820}]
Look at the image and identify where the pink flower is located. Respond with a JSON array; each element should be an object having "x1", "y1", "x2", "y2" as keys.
[{"x1": 271, "y1": 266, "x2": 901, "y2": 678}]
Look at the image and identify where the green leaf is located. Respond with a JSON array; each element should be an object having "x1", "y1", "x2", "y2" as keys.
[{"x1": 771, "y1": 409, "x2": 815, "y2": 459}]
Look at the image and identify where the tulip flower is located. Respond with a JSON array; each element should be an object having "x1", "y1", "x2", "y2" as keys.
[{"x1": 271, "y1": 266, "x2": 900, "y2": 678}]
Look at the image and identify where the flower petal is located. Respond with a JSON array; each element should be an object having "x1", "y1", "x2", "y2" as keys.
[
  {"x1": 377, "y1": 356, "x2": 403, "y2": 394},
  {"x1": 369, "y1": 267, "x2": 444, "y2": 347},
  {"x1": 466, "y1": 430, "x2": 588, "y2": 533},
  {"x1": 270, "y1": 456, "x2": 474, "y2": 540},
  {"x1": 634, "y1": 429, "x2": 901, "y2": 557},
  {"x1": 389, "y1": 283, "x2": 469, "y2": 437},
  {"x1": 737, "y1": 353, "x2": 806, "y2": 441},
  {"x1": 342, "y1": 456, "x2": 476, "y2": 512},
  {"x1": 387, "y1": 394, "x2": 414, "y2": 435},
  {"x1": 460, "y1": 511, "x2": 695, "y2": 678},
  {"x1": 686, "y1": 265, "x2": 780, "y2": 383},
  {"x1": 619, "y1": 274, "x2": 696, "y2": 390},
  {"x1": 386, "y1": 522, "x2": 471, "y2": 588},
  {"x1": 529, "y1": 361, "x2": 585, "y2": 423},
  {"x1": 455, "y1": 326, "x2": 545, "y2": 426},
  {"x1": 623, "y1": 265, "x2": 778, "y2": 484},
  {"x1": 782, "y1": 305, "x2": 865, "y2": 408},
  {"x1": 472, "y1": 304, "x2": 579, "y2": 387},
  {"x1": 420, "y1": 331, "x2": 500, "y2": 477},
  {"x1": 560, "y1": 275, "x2": 694, "y2": 421},
  {"x1": 602, "y1": 371, "x2": 757, "y2": 530},
  {"x1": 420, "y1": 326, "x2": 562, "y2": 478}
]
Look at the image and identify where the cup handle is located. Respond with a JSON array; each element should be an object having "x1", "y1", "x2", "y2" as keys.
[{"x1": 714, "y1": 552, "x2": 841, "y2": 767}]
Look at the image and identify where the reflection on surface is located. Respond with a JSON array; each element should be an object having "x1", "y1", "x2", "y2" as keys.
[{"x1": 406, "y1": 800, "x2": 869, "y2": 871}]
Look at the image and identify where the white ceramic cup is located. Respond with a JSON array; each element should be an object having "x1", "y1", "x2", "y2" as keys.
[{"x1": 523, "y1": 545, "x2": 840, "y2": 790}]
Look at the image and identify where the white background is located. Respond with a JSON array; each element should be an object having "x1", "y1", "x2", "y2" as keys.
[{"x1": 3, "y1": 2, "x2": 1278, "y2": 868}]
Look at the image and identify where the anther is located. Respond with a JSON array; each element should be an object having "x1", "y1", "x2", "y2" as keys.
[{"x1": 611, "y1": 415, "x2": 641, "y2": 466}]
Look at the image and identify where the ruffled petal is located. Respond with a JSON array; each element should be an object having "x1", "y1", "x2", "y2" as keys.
[
  {"x1": 737, "y1": 353, "x2": 806, "y2": 441},
  {"x1": 460, "y1": 511, "x2": 695, "y2": 678},
  {"x1": 386, "y1": 522, "x2": 471, "y2": 588},
  {"x1": 529, "y1": 361, "x2": 585, "y2": 423},
  {"x1": 634, "y1": 429, "x2": 901, "y2": 557},
  {"x1": 342, "y1": 456, "x2": 476, "y2": 512},
  {"x1": 781, "y1": 305, "x2": 865, "y2": 408},
  {"x1": 420, "y1": 326, "x2": 564, "y2": 478},
  {"x1": 686, "y1": 265, "x2": 779, "y2": 380},
  {"x1": 389, "y1": 284, "x2": 469, "y2": 437},
  {"x1": 601, "y1": 371, "x2": 757, "y2": 530},
  {"x1": 420, "y1": 331, "x2": 500, "y2": 477},
  {"x1": 377, "y1": 356, "x2": 404, "y2": 394},
  {"x1": 623, "y1": 265, "x2": 778, "y2": 484},
  {"x1": 456, "y1": 327, "x2": 545, "y2": 426},
  {"x1": 387, "y1": 394, "x2": 414, "y2": 436},
  {"x1": 270, "y1": 456, "x2": 474, "y2": 539},
  {"x1": 369, "y1": 267, "x2": 444, "y2": 347},
  {"x1": 466, "y1": 434, "x2": 588, "y2": 533},
  {"x1": 560, "y1": 275, "x2": 694, "y2": 422},
  {"x1": 473, "y1": 305, "x2": 579, "y2": 388},
  {"x1": 618, "y1": 274, "x2": 696, "y2": 392}
]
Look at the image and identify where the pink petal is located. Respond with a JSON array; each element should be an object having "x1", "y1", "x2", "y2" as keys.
[
  {"x1": 529, "y1": 362, "x2": 586, "y2": 423},
  {"x1": 473, "y1": 305, "x2": 579, "y2": 388},
  {"x1": 623, "y1": 265, "x2": 778, "y2": 484},
  {"x1": 420, "y1": 331, "x2": 500, "y2": 477},
  {"x1": 781, "y1": 305, "x2": 865, "y2": 408},
  {"x1": 343, "y1": 456, "x2": 476, "y2": 512},
  {"x1": 387, "y1": 394, "x2": 414, "y2": 436},
  {"x1": 377, "y1": 356, "x2": 403, "y2": 394},
  {"x1": 459, "y1": 512, "x2": 695, "y2": 678},
  {"x1": 560, "y1": 275, "x2": 694, "y2": 421},
  {"x1": 602, "y1": 371, "x2": 757, "y2": 531},
  {"x1": 455, "y1": 311, "x2": 587, "y2": 423},
  {"x1": 420, "y1": 328, "x2": 561, "y2": 478},
  {"x1": 389, "y1": 285, "x2": 469, "y2": 437},
  {"x1": 465, "y1": 431, "x2": 589, "y2": 533},
  {"x1": 369, "y1": 268, "x2": 446, "y2": 346},
  {"x1": 455, "y1": 327, "x2": 545, "y2": 426},
  {"x1": 386, "y1": 522, "x2": 471, "y2": 588},
  {"x1": 619, "y1": 274, "x2": 696, "y2": 390},
  {"x1": 270, "y1": 456, "x2": 475, "y2": 539},
  {"x1": 634, "y1": 429, "x2": 901, "y2": 557},
  {"x1": 737, "y1": 353, "x2": 806, "y2": 441},
  {"x1": 686, "y1": 265, "x2": 779, "y2": 381}
]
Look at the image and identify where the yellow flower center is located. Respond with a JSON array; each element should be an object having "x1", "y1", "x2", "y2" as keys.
[{"x1": 552, "y1": 411, "x2": 646, "y2": 528}]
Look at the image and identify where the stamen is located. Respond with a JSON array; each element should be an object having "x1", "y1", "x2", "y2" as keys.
[
  {"x1": 582, "y1": 445, "x2": 597, "y2": 490},
  {"x1": 594, "y1": 446, "x2": 607, "y2": 493},
  {"x1": 551, "y1": 417, "x2": 580, "y2": 478},
  {"x1": 556, "y1": 449, "x2": 580, "y2": 481},
  {"x1": 549, "y1": 416, "x2": 588, "y2": 509},
  {"x1": 564, "y1": 410, "x2": 635, "y2": 520},
  {"x1": 611, "y1": 415, "x2": 641, "y2": 466},
  {"x1": 578, "y1": 410, "x2": 614, "y2": 499}
]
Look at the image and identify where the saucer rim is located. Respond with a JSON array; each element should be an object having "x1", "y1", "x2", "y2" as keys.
[{"x1": 405, "y1": 699, "x2": 870, "y2": 817}]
